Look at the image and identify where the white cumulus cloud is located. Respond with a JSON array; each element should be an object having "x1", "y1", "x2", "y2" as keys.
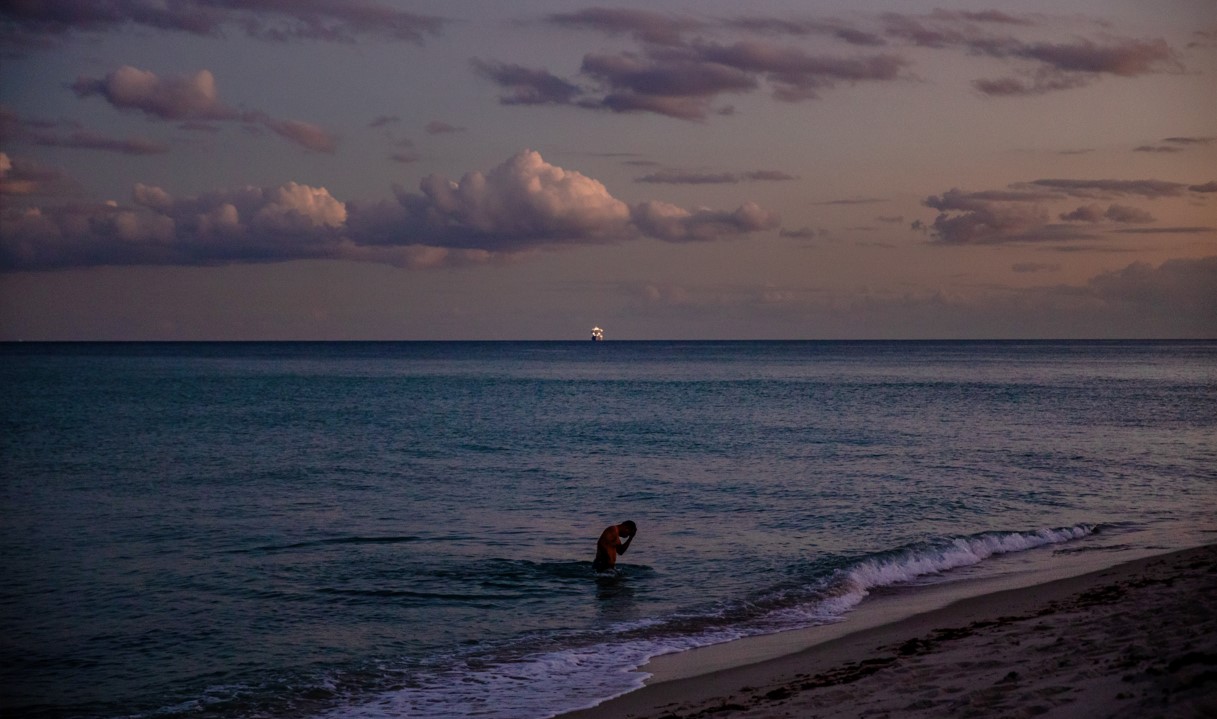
[{"x1": 2, "y1": 150, "x2": 778, "y2": 271}]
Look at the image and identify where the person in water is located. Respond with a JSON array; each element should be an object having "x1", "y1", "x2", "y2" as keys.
[{"x1": 593, "y1": 520, "x2": 637, "y2": 573}]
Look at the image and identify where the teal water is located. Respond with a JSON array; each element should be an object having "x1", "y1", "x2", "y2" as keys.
[{"x1": 1, "y1": 341, "x2": 1214, "y2": 718}]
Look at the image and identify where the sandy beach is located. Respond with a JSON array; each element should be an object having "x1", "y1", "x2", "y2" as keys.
[{"x1": 560, "y1": 544, "x2": 1217, "y2": 719}]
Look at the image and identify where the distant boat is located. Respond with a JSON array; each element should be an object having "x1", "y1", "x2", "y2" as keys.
[{"x1": 591, "y1": 326, "x2": 604, "y2": 341}]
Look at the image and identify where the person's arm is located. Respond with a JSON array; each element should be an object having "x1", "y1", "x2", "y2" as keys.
[{"x1": 618, "y1": 531, "x2": 634, "y2": 554}]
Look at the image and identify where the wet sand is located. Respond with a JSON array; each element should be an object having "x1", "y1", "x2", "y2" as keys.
[{"x1": 558, "y1": 544, "x2": 1217, "y2": 719}]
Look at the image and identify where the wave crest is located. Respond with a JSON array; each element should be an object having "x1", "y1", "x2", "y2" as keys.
[{"x1": 822, "y1": 524, "x2": 1096, "y2": 616}]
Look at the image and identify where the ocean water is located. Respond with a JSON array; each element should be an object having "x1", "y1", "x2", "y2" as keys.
[{"x1": 1, "y1": 340, "x2": 1214, "y2": 719}]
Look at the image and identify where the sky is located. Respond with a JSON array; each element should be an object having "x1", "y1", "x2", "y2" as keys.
[{"x1": 0, "y1": 0, "x2": 1214, "y2": 340}]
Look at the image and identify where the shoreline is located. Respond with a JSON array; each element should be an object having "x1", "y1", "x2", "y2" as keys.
[{"x1": 558, "y1": 543, "x2": 1217, "y2": 718}]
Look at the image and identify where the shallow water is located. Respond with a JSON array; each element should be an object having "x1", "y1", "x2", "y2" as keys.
[{"x1": 1, "y1": 341, "x2": 1214, "y2": 718}]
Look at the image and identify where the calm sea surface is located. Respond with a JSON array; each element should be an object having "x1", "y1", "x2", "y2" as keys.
[{"x1": 1, "y1": 341, "x2": 1214, "y2": 718}]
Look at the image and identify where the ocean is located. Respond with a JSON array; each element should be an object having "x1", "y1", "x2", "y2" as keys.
[{"x1": 1, "y1": 340, "x2": 1214, "y2": 718}]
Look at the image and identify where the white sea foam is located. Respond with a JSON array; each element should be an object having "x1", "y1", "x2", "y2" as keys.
[
  {"x1": 756, "y1": 524, "x2": 1095, "y2": 628},
  {"x1": 825, "y1": 524, "x2": 1096, "y2": 615},
  {"x1": 319, "y1": 524, "x2": 1095, "y2": 719},
  {"x1": 317, "y1": 632, "x2": 734, "y2": 719}
]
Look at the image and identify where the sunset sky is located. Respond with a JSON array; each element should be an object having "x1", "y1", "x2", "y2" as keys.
[{"x1": 1, "y1": 0, "x2": 1214, "y2": 340}]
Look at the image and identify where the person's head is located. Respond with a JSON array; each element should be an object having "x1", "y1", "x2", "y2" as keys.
[{"x1": 619, "y1": 520, "x2": 637, "y2": 537}]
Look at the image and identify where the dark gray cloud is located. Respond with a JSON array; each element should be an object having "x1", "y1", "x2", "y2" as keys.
[
  {"x1": 779, "y1": 227, "x2": 819, "y2": 239},
  {"x1": 635, "y1": 168, "x2": 796, "y2": 184},
  {"x1": 424, "y1": 120, "x2": 466, "y2": 135},
  {"x1": 923, "y1": 189, "x2": 1057, "y2": 244},
  {"x1": 1011, "y1": 262, "x2": 1060, "y2": 273},
  {"x1": 368, "y1": 115, "x2": 400, "y2": 128},
  {"x1": 71, "y1": 66, "x2": 336, "y2": 152},
  {"x1": 581, "y1": 47, "x2": 758, "y2": 100},
  {"x1": 1111, "y1": 227, "x2": 1214, "y2": 235},
  {"x1": 1058, "y1": 204, "x2": 1105, "y2": 223},
  {"x1": 499, "y1": 7, "x2": 1175, "y2": 119},
  {"x1": 1102, "y1": 204, "x2": 1157, "y2": 224},
  {"x1": 920, "y1": 176, "x2": 1212, "y2": 245},
  {"x1": 1163, "y1": 136, "x2": 1215, "y2": 146},
  {"x1": 879, "y1": 11, "x2": 1005, "y2": 49},
  {"x1": 1, "y1": 106, "x2": 169, "y2": 155},
  {"x1": 31, "y1": 130, "x2": 168, "y2": 155},
  {"x1": 815, "y1": 197, "x2": 887, "y2": 205},
  {"x1": 0, "y1": 0, "x2": 445, "y2": 45},
  {"x1": 547, "y1": 7, "x2": 699, "y2": 46},
  {"x1": 636, "y1": 170, "x2": 739, "y2": 185},
  {"x1": 1012, "y1": 38, "x2": 1176, "y2": 76},
  {"x1": 472, "y1": 59, "x2": 582, "y2": 106},
  {"x1": 1027, "y1": 178, "x2": 1191, "y2": 199},
  {"x1": 594, "y1": 93, "x2": 715, "y2": 121},
  {"x1": 1190, "y1": 29, "x2": 1217, "y2": 49},
  {"x1": 924, "y1": 9, "x2": 1035, "y2": 26},
  {"x1": 880, "y1": 10, "x2": 1171, "y2": 74},
  {"x1": 972, "y1": 37, "x2": 1178, "y2": 96},
  {"x1": 878, "y1": 11, "x2": 1178, "y2": 97},
  {"x1": 252, "y1": 115, "x2": 337, "y2": 153},
  {"x1": 1188, "y1": 181, "x2": 1217, "y2": 193},
  {"x1": 472, "y1": 9, "x2": 1181, "y2": 119},
  {"x1": 1087, "y1": 256, "x2": 1217, "y2": 319},
  {"x1": 689, "y1": 41, "x2": 907, "y2": 101},
  {"x1": 389, "y1": 151, "x2": 420, "y2": 164},
  {"x1": 1131, "y1": 137, "x2": 1213, "y2": 153},
  {"x1": 972, "y1": 72, "x2": 1088, "y2": 97},
  {"x1": 744, "y1": 170, "x2": 797, "y2": 182},
  {"x1": 725, "y1": 17, "x2": 886, "y2": 47},
  {"x1": 1060, "y1": 203, "x2": 1156, "y2": 224},
  {"x1": 481, "y1": 20, "x2": 909, "y2": 120},
  {"x1": 3, "y1": 105, "x2": 146, "y2": 162},
  {"x1": 1, "y1": 150, "x2": 778, "y2": 271}
]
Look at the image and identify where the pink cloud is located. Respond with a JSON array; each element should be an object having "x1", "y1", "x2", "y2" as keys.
[
  {"x1": 73, "y1": 66, "x2": 236, "y2": 121},
  {"x1": 2, "y1": 150, "x2": 778, "y2": 270}
]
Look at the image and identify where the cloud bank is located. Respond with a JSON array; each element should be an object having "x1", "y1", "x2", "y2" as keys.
[
  {"x1": 0, "y1": 0, "x2": 445, "y2": 46},
  {"x1": 920, "y1": 179, "x2": 1214, "y2": 244},
  {"x1": 624, "y1": 256, "x2": 1217, "y2": 339},
  {"x1": 0, "y1": 150, "x2": 778, "y2": 271},
  {"x1": 468, "y1": 7, "x2": 1184, "y2": 120},
  {"x1": 477, "y1": 40, "x2": 908, "y2": 120}
]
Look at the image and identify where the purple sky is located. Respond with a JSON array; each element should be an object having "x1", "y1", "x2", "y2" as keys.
[{"x1": 1, "y1": 0, "x2": 1214, "y2": 339}]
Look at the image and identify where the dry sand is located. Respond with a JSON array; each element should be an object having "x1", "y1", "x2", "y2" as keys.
[{"x1": 559, "y1": 544, "x2": 1217, "y2": 719}]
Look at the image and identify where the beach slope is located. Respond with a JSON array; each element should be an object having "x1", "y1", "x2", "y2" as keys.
[{"x1": 560, "y1": 544, "x2": 1217, "y2": 719}]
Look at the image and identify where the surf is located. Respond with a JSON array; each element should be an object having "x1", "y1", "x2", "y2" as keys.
[{"x1": 316, "y1": 524, "x2": 1100, "y2": 719}]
